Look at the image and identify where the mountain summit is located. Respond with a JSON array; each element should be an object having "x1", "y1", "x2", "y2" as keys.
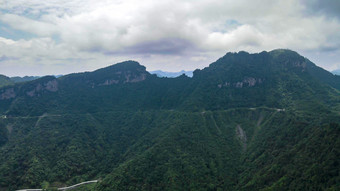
[
  {"x1": 0, "y1": 49, "x2": 339, "y2": 191},
  {"x1": 61, "y1": 60, "x2": 150, "y2": 86}
]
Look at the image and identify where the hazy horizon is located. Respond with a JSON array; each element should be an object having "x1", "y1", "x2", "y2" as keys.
[{"x1": 1, "y1": 49, "x2": 339, "y2": 78}]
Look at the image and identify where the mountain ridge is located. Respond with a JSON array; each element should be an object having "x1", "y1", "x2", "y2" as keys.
[
  {"x1": 0, "y1": 49, "x2": 339, "y2": 191},
  {"x1": 1, "y1": 49, "x2": 339, "y2": 115}
]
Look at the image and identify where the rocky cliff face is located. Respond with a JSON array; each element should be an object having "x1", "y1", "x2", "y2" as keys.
[
  {"x1": 0, "y1": 77, "x2": 58, "y2": 100},
  {"x1": 0, "y1": 88, "x2": 16, "y2": 100},
  {"x1": 26, "y1": 79, "x2": 58, "y2": 97},
  {"x1": 99, "y1": 70, "x2": 148, "y2": 86},
  {"x1": 218, "y1": 77, "x2": 265, "y2": 88}
]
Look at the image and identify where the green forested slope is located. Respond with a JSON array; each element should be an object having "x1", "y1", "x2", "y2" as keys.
[
  {"x1": 0, "y1": 74, "x2": 14, "y2": 88},
  {"x1": 0, "y1": 50, "x2": 339, "y2": 191},
  {"x1": 0, "y1": 75, "x2": 40, "y2": 88}
]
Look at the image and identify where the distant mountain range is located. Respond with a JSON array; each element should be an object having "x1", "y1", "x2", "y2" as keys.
[
  {"x1": 332, "y1": 69, "x2": 340, "y2": 75},
  {"x1": 0, "y1": 75, "x2": 13, "y2": 87},
  {"x1": 0, "y1": 70, "x2": 195, "y2": 88},
  {"x1": 0, "y1": 75, "x2": 64, "y2": 88},
  {"x1": 0, "y1": 49, "x2": 339, "y2": 191},
  {"x1": 150, "y1": 70, "x2": 193, "y2": 77},
  {"x1": 0, "y1": 75, "x2": 40, "y2": 88},
  {"x1": 9, "y1": 76, "x2": 41, "y2": 83}
]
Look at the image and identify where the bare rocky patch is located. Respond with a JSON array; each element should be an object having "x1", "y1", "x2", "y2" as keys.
[
  {"x1": 0, "y1": 88, "x2": 16, "y2": 100},
  {"x1": 236, "y1": 124, "x2": 247, "y2": 151}
]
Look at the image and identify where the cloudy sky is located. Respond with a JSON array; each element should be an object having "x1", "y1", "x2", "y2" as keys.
[{"x1": 0, "y1": 0, "x2": 339, "y2": 76}]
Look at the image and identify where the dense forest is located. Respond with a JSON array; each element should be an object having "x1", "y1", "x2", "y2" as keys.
[{"x1": 0, "y1": 49, "x2": 339, "y2": 190}]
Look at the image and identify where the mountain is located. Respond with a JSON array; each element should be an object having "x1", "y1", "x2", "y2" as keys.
[
  {"x1": 0, "y1": 50, "x2": 339, "y2": 191},
  {"x1": 0, "y1": 74, "x2": 14, "y2": 88},
  {"x1": 332, "y1": 69, "x2": 340, "y2": 75},
  {"x1": 0, "y1": 75, "x2": 41, "y2": 88},
  {"x1": 150, "y1": 70, "x2": 193, "y2": 78},
  {"x1": 10, "y1": 76, "x2": 41, "y2": 83}
]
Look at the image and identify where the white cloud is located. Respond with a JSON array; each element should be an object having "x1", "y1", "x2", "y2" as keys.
[
  {"x1": 0, "y1": 0, "x2": 339, "y2": 76},
  {"x1": 0, "y1": 13, "x2": 59, "y2": 36},
  {"x1": 0, "y1": 37, "x2": 16, "y2": 45}
]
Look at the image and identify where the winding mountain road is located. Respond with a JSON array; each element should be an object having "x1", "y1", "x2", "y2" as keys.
[{"x1": 16, "y1": 180, "x2": 98, "y2": 191}]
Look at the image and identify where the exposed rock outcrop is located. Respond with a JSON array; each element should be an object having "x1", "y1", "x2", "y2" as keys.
[
  {"x1": 26, "y1": 79, "x2": 58, "y2": 97},
  {"x1": 99, "y1": 70, "x2": 148, "y2": 86},
  {"x1": 218, "y1": 77, "x2": 264, "y2": 88},
  {"x1": 236, "y1": 125, "x2": 247, "y2": 151},
  {"x1": 0, "y1": 88, "x2": 16, "y2": 100}
]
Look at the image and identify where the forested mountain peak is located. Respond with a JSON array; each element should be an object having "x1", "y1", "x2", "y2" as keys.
[
  {"x1": 197, "y1": 49, "x2": 306, "y2": 73},
  {"x1": 60, "y1": 60, "x2": 150, "y2": 87},
  {"x1": 91, "y1": 60, "x2": 150, "y2": 84},
  {"x1": 0, "y1": 49, "x2": 339, "y2": 191},
  {"x1": 0, "y1": 74, "x2": 14, "y2": 88},
  {"x1": 0, "y1": 50, "x2": 339, "y2": 115},
  {"x1": 192, "y1": 49, "x2": 340, "y2": 90}
]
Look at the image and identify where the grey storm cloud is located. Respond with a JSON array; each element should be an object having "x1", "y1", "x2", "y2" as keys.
[
  {"x1": 0, "y1": 55, "x2": 19, "y2": 62},
  {"x1": 302, "y1": 0, "x2": 340, "y2": 19},
  {"x1": 104, "y1": 38, "x2": 198, "y2": 56},
  {"x1": 125, "y1": 38, "x2": 195, "y2": 55}
]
